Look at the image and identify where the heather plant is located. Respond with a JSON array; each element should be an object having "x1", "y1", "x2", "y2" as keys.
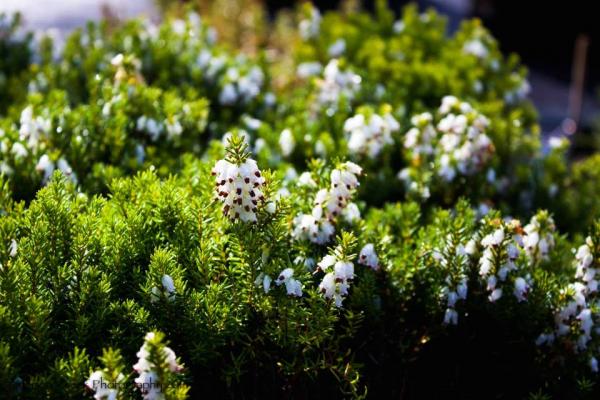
[{"x1": 1, "y1": 1, "x2": 600, "y2": 399}]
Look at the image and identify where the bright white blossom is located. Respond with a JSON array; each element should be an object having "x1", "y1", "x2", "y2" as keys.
[
  {"x1": 434, "y1": 235, "x2": 470, "y2": 325},
  {"x1": 218, "y1": 66, "x2": 264, "y2": 105},
  {"x1": 358, "y1": 243, "x2": 379, "y2": 270},
  {"x1": 85, "y1": 370, "x2": 123, "y2": 400},
  {"x1": 344, "y1": 110, "x2": 399, "y2": 158},
  {"x1": 315, "y1": 60, "x2": 361, "y2": 111},
  {"x1": 463, "y1": 39, "x2": 488, "y2": 58},
  {"x1": 317, "y1": 253, "x2": 355, "y2": 307},
  {"x1": 342, "y1": 202, "x2": 361, "y2": 223},
  {"x1": 522, "y1": 212, "x2": 556, "y2": 263},
  {"x1": 400, "y1": 97, "x2": 493, "y2": 199},
  {"x1": 18, "y1": 105, "x2": 51, "y2": 149},
  {"x1": 297, "y1": 61, "x2": 323, "y2": 78},
  {"x1": 275, "y1": 268, "x2": 303, "y2": 297},
  {"x1": 328, "y1": 39, "x2": 346, "y2": 57},
  {"x1": 212, "y1": 157, "x2": 265, "y2": 223},
  {"x1": 151, "y1": 274, "x2": 176, "y2": 303},
  {"x1": 9, "y1": 239, "x2": 18, "y2": 258},
  {"x1": 134, "y1": 332, "x2": 182, "y2": 400},
  {"x1": 279, "y1": 129, "x2": 295, "y2": 157},
  {"x1": 477, "y1": 220, "x2": 532, "y2": 303},
  {"x1": 293, "y1": 162, "x2": 362, "y2": 245},
  {"x1": 537, "y1": 235, "x2": 600, "y2": 371},
  {"x1": 36, "y1": 154, "x2": 54, "y2": 183},
  {"x1": 299, "y1": 5, "x2": 321, "y2": 40}
]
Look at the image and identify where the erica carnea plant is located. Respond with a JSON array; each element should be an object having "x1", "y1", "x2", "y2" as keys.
[{"x1": 2, "y1": 1, "x2": 600, "y2": 399}]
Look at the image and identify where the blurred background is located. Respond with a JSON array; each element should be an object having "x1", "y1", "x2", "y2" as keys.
[{"x1": 1, "y1": 0, "x2": 597, "y2": 149}]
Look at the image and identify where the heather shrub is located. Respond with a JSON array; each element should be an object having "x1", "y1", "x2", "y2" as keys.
[{"x1": 1, "y1": 2, "x2": 600, "y2": 399}]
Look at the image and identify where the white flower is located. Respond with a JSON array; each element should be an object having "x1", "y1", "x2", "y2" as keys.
[
  {"x1": 276, "y1": 268, "x2": 303, "y2": 297},
  {"x1": 292, "y1": 213, "x2": 335, "y2": 244},
  {"x1": 439, "y1": 96, "x2": 459, "y2": 115},
  {"x1": 19, "y1": 105, "x2": 51, "y2": 149},
  {"x1": 481, "y1": 228, "x2": 505, "y2": 247},
  {"x1": 443, "y1": 308, "x2": 458, "y2": 325},
  {"x1": 57, "y1": 158, "x2": 77, "y2": 183},
  {"x1": 297, "y1": 62, "x2": 323, "y2": 78},
  {"x1": 263, "y1": 274, "x2": 272, "y2": 293},
  {"x1": 507, "y1": 243, "x2": 520, "y2": 260},
  {"x1": 523, "y1": 213, "x2": 556, "y2": 262},
  {"x1": 464, "y1": 239, "x2": 477, "y2": 255},
  {"x1": 315, "y1": 60, "x2": 361, "y2": 110},
  {"x1": 133, "y1": 334, "x2": 182, "y2": 389},
  {"x1": 317, "y1": 253, "x2": 355, "y2": 307},
  {"x1": 279, "y1": 129, "x2": 295, "y2": 157},
  {"x1": 11, "y1": 143, "x2": 27, "y2": 159},
  {"x1": 212, "y1": 157, "x2": 265, "y2": 223},
  {"x1": 358, "y1": 243, "x2": 379, "y2": 270},
  {"x1": 319, "y1": 272, "x2": 344, "y2": 307},
  {"x1": 591, "y1": 357, "x2": 599, "y2": 373},
  {"x1": 299, "y1": 5, "x2": 321, "y2": 40},
  {"x1": 548, "y1": 136, "x2": 568, "y2": 150},
  {"x1": 334, "y1": 261, "x2": 354, "y2": 281},
  {"x1": 161, "y1": 275, "x2": 175, "y2": 296},
  {"x1": 9, "y1": 239, "x2": 18, "y2": 258},
  {"x1": 513, "y1": 277, "x2": 529, "y2": 302},
  {"x1": 317, "y1": 254, "x2": 336, "y2": 270},
  {"x1": 463, "y1": 39, "x2": 488, "y2": 58},
  {"x1": 577, "y1": 309, "x2": 593, "y2": 337},
  {"x1": 402, "y1": 97, "x2": 493, "y2": 196},
  {"x1": 110, "y1": 53, "x2": 124, "y2": 66},
  {"x1": 457, "y1": 281, "x2": 468, "y2": 299},
  {"x1": 36, "y1": 154, "x2": 54, "y2": 183},
  {"x1": 293, "y1": 162, "x2": 362, "y2": 245},
  {"x1": 265, "y1": 202, "x2": 276, "y2": 214},
  {"x1": 243, "y1": 116, "x2": 262, "y2": 130},
  {"x1": 165, "y1": 119, "x2": 183, "y2": 139},
  {"x1": 135, "y1": 144, "x2": 145, "y2": 165},
  {"x1": 328, "y1": 38, "x2": 346, "y2": 57},
  {"x1": 85, "y1": 370, "x2": 123, "y2": 400},
  {"x1": 488, "y1": 288, "x2": 503, "y2": 302},
  {"x1": 535, "y1": 333, "x2": 555, "y2": 346},
  {"x1": 344, "y1": 111, "x2": 399, "y2": 158},
  {"x1": 134, "y1": 371, "x2": 162, "y2": 400},
  {"x1": 219, "y1": 83, "x2": 237, "y2": 105},
  {"x1": 342, "y1": 202, "x2": 361, "y2": 223},
  {"x1": 298, "y1": 172, "x2": 316, "y2": 187}
]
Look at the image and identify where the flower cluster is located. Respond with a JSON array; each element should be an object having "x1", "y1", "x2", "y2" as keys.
[
  {"x1": 85, "y1": 370, "x2": 124, "y2": 400},
  {"x1": 522, "y1": 211, "x2": 556, "y2": 263},
  {"x1": 399, "y1": 96, "x2": 494, "y2": 198},
  {"x1": 314, "y1": 60, "x2": 362, "y2": 112},
  {"x1": 212, "y1": 138, "x2": 266, "y2": 223},
  {"x1": 219, "y1": 65, "x2": 265, "y2": 106},
  {"x1": 35, "y1": 155, "x2": 77, "y2": 184},
  {"x1": 477, "y1": 220, "x2": 531, "y2": 303},
  {"x1": 343, "y1": 107, "x2": 400, "y2": 159},
  {"x1": 18, "y1": 105, "x2": 52, "y2": 150},
  {"x1": 537, "y1": 234, "x2": 600, "y2": 371},
  {"x1": 136, "y1": 116, "x2": 164, "y2": 142},
  {"x1": 292, "y1": 162, "x2": 362, "y2": 244},
  {"x1": 299, "y1": 4, "x2": 322, "y2": 40},
  {"x1": 134, "y1": 332, "x2": 183, "y2": 400},
  {"x1": 433, "y1": 237, "x2": 471, "y2": 325},
  {"x1": 317, "y1": 253, "x2": 355, "y2": 307}
]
